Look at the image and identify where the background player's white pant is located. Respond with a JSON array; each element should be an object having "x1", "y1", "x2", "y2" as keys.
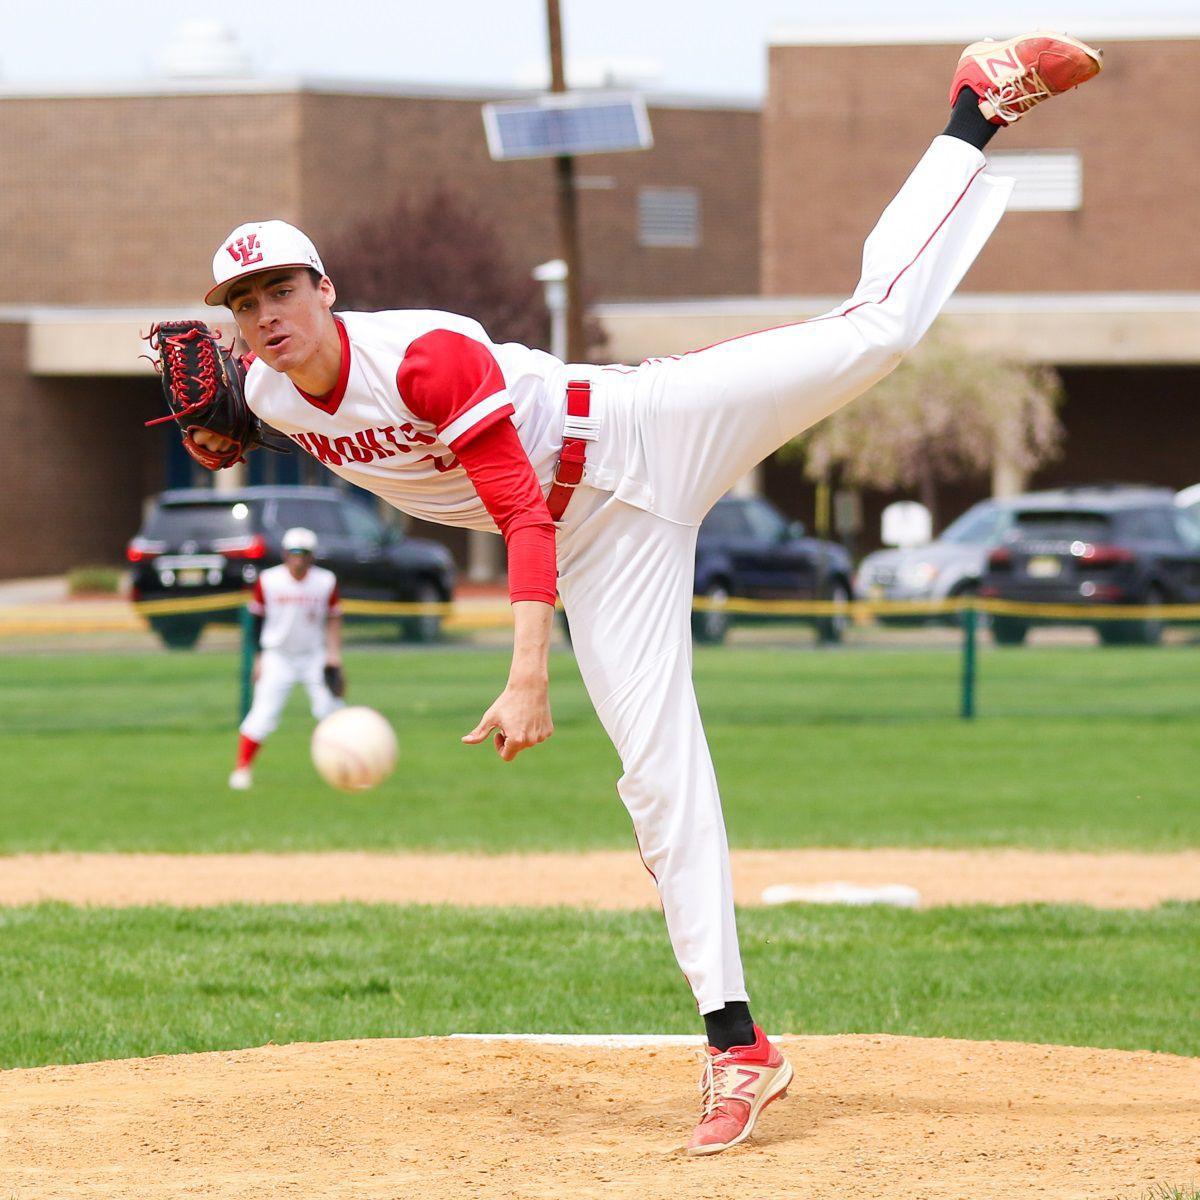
[
  {"x1": 240, "y1": 649, "x2": 343, "y2": 743},
  {"x1": 558, "y1": 137, "x2": 1013, "y2": 1014}
]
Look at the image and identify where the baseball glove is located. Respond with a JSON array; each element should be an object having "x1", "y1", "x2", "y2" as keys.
[
  {"x1": 324, "y1": 664, "x2": 347, "y2": 699},
  {"x1": 144, "y1": 321, "x2": 291, "y2": 470}
]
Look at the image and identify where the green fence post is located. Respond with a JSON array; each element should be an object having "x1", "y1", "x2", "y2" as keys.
[
  {"x1": 239, "y1": 604, "x2": 255, "y2": 722},
  {"x1": 960, "y1": 602, "x2": 977, "y2": 720}
]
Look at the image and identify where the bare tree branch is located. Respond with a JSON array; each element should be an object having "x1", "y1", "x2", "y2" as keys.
[{"x1": 323, "y1": 190, "x2": 599, "y2": 352}]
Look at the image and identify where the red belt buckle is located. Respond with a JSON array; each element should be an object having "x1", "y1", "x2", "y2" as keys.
[{"x1": 548, "y1": 380, "x2": 592, "y2": 522}]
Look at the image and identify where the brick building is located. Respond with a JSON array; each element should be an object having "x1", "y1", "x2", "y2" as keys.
[
  {"x1": 5, "y1": 28, "x2": 1198, "y2": 578},
  {"x1": 0, "y1": 78, "x2": 759, "y2": 577}
]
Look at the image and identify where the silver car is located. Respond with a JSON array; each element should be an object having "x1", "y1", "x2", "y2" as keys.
[{"x1": 854, "y1": 499, "x2": 1015, "y2": 604}]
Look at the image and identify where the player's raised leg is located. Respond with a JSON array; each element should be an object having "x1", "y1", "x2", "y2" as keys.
[{"x1": 621, "y1": 32, "x2": 1101, "y2": 527}]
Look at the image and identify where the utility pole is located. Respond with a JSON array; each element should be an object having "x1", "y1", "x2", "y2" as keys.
[{"x1": 545, "y1": 0, "x2": 587, "y2": 362}]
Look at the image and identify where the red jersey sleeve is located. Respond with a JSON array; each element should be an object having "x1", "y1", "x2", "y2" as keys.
[
  {"x1": 327, "y1": 582, "x2": 342, "y2": 615},
  {"x1": 454, "y1": 421, "x2": 557, "y2": 605},
  {"x1": 397, "y1": 326, "x2": 555, "y2": 604},
  {"x1": 396, "y1": 329, "x2": 514, "y2": 451}
]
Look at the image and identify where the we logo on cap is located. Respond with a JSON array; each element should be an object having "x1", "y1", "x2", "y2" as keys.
[{"x1": 226, "y1": 234, "x2": 264, "y2": 267}]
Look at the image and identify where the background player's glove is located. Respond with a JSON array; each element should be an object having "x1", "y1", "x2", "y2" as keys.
[
  {"x1": 144, "y1": 321, "x2": 291, "y2": 470},
  {"x1": 324, "y1": 664, "x2": 347, "y2": 699}
]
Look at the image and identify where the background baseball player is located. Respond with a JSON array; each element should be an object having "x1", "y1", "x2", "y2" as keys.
[
  {"x1": 170, "y1": 33, "x2": 1101, "y2": 1153},
  {"x1": 230, "y1": 527, "x2": 345, "y2": 790}
]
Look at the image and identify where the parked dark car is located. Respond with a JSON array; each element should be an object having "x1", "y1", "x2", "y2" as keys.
[
  {"x1": 127, "y1": 486, "x2": 456, "y2": 648},
  {"x1": 691, "y1": 495, "x2": 854, "y2": 644},
  {"x1": 978, "y1": 486, "x2": 1200, "y2": 645}
]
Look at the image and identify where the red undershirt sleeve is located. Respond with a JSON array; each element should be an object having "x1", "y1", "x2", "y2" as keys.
[
  {"x1": 397, "y1": 328, "x2": 556, "y2": 605},
  {"x1": 453, "y1": 422, "x2": 557, "y2": 605}
]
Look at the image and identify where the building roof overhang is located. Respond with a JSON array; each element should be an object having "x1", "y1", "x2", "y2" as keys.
[
  {"x1": 593, "y1": 292, "x2": 1200, "y2": 367},
  {"x1": 0, "y1": 306, "x2": 213, "y2": 376},
  {"x1": 3, "y1": 293, "x2": 1200, "y2": 376}
]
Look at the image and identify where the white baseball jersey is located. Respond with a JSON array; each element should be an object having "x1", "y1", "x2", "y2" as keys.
[
  {"x1": 249, "y1": 563, "x2": 341, "y2": 657},
  {"x1": 245, "y1": 311, "x2": 587, "y2": 533}
]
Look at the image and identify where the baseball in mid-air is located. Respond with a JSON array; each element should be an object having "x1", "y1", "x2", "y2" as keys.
[{"x1": 311, "y1": 707, "x2": 398, "y2": 792}]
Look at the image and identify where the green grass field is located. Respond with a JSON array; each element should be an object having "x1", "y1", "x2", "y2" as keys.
[
  {"x1": 1, "y1": 644, "x2": 1197, "y2": 852},
  {"x1": 1, "y1": 900, "x2": 1196, "y2": 1069},
  {"x1": 2, "y1": 643, "x2": 1197, "y2": 1073}
]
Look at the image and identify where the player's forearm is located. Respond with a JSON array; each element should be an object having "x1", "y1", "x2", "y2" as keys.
[
  {"x1": 508, "y1": 600, "x2": 553, "y2": 686},
  {"x1": 462, "y1": 599, "x2": 554, "y2": 759}
]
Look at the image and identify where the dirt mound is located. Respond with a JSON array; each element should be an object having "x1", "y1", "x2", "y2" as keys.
[
  {"x1": 1, "y1": 1034, "x2": 1196, "y2": 1199},
  {"x1": 3, "y1": 848, "x2": 1199, "y2": 910}
]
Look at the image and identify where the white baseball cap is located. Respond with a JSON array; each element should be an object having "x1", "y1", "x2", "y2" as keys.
[
  {"x1": 206, "y1": 219, "x2": 326, "y2": 308},
  {"x1": 281, "y1": 527, "x2": 318, "y2": 554}
]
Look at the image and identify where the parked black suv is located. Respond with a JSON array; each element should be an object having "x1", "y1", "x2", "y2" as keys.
[
  {"x1": 978, "y1": 487, "x2": 1200, "y2": 645},
  {"x1": 692, "y1": 495, "x2": 854, "y2": 644},
  {"x1": 128, "y1": 486, "x2": 456, "y2": 648}
]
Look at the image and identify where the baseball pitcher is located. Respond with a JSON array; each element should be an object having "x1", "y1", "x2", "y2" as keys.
[{"x1": 155, "y1": 35, "x2": 1101, "y2": 1152}]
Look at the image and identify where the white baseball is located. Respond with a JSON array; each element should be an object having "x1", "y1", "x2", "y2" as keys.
[{"x1": 311, "y1": 706, "x2": 398, "y2": 792}]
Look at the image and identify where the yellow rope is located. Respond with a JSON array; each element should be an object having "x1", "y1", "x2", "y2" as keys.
[{"x1": 0, "y1": 594, "x2": 1196, "y2": 638}]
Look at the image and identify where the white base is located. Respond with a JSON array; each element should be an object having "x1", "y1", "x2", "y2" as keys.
[{"x1": 761, "y1": 881, "x2": 921, "y2": 908}]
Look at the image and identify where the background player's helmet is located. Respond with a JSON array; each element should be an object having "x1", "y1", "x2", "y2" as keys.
[{"x1": 281, "y1": 527, "x2": 318, "y2": 555}]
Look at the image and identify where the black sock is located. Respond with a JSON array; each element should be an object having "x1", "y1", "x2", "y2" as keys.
[
  {"x1": 942, "y1": 86, "x2": 1000, "y2": 150},
  {"x1": 704, "y1": 1001, "x2": 756, "y2": 1051}
]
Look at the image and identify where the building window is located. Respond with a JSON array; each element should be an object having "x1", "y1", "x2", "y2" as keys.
[
  {"x1": 638, "y1": 187, "x2": 700, "y2": 247},
  {"x1": 988, "y1": 150, "x2": 1082, "y2": 212}
]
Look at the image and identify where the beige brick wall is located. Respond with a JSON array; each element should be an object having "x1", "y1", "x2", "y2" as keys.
[
  {"x1": 763, "y1": 37, "x2": 1200, "y2": 296},
  {"x1": 0, "y1": 94, "x2": 300, "y2": 305},
  {"x1": 0, "y1": 88, "x2": 758, "y2": 309},
  {"x1": 297, "y1": 93, "x2": 759, "y2": 301}
]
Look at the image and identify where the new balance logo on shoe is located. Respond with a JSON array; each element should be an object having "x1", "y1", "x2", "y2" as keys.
[{"x1": 983, "y1": 48, "x2": 1022, "y2": 77}]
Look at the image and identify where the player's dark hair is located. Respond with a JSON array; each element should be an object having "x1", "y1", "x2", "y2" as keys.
[{"x1": 306, "y1": 268, "x2": 325, "y2": 288}]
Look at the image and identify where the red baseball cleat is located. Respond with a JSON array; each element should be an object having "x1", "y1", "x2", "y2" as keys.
[
  {"x1": 685, "y1": 1026, "x2": 793, "y2": 1156},
  {"x1": 950, "y1": 32, "x2": 1103, "y2": 126}
]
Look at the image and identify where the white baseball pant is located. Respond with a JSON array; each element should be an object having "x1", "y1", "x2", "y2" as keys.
[
  {"x1": 240, "y1": 649, "x2": 343, "y2": 742},
  {"x1": 556, "y1": 137, "x2": 1013, "y2": 1014}
]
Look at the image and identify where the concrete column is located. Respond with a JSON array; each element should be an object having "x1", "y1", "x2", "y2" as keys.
[
  {"x1": 467, "y1": 529, "x2": 503, "y2": 583},
  {"x1": 213, "y1": 462, "x2": 246, "y2": 492}
]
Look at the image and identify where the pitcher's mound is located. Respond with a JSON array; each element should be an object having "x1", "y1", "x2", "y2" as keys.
[{"x1": 1, "y1": 1034, "x2": 1196, "y2": 1199}]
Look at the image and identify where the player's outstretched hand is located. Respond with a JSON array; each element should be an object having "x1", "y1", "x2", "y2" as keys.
[{"x1": 462, "y1": 680, "x2": 554, "y2": 762}]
